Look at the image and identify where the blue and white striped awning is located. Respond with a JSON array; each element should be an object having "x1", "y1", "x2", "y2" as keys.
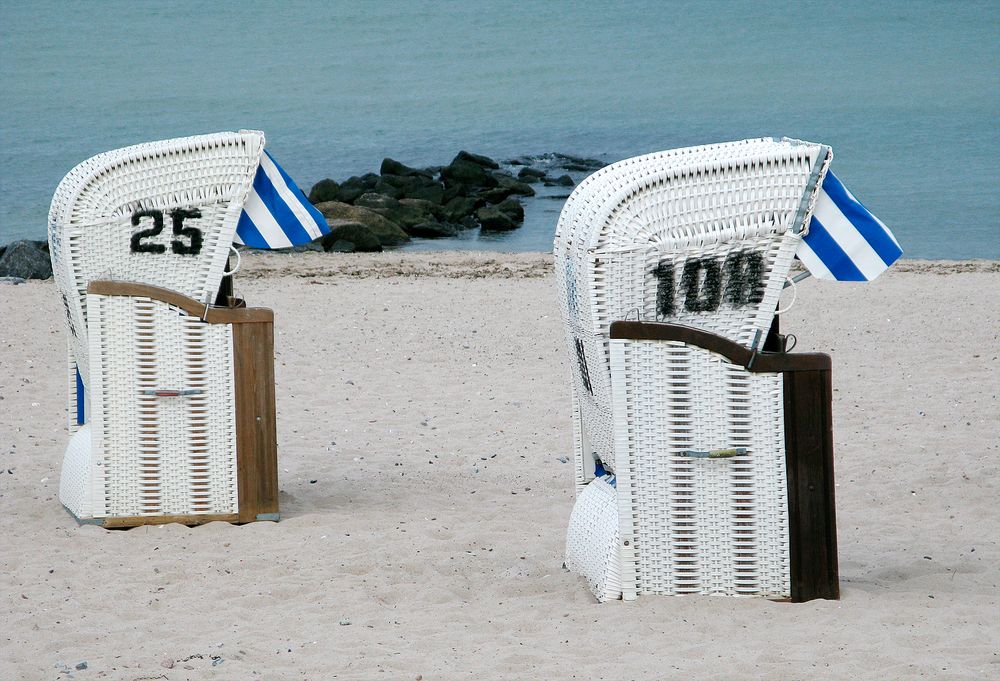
[
  {"x1": 796, "y1": 170, "x2": 902, "y2": 281},
  {"x1": 235, "y1": 150, "x2": 330, "y2": 249}
]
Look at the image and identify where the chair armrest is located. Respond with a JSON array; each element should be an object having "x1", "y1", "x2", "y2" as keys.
[
  {"x1": 87, "y1": 280, "x2": 272, "y2": 325},
  {"x1": 609, "y1": 321, "x2": 830, "y2": 373}
]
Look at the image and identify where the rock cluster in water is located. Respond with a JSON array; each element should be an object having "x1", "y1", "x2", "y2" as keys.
[{"x1": 305, "y1": 151, "x2": 605, "y2": 252}]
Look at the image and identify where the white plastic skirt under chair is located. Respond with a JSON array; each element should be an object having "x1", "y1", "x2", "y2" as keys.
[
  {"x1": 59, "y1": 425, "x2": 94, "y2": 519},
  {"x1": 564, "y1": 475, "x2": 622, "y2": 602}
]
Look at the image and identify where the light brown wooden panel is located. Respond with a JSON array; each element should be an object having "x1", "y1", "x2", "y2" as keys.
[{"x1": 232, "y1": 319, "x2": 279, "y2": 523}]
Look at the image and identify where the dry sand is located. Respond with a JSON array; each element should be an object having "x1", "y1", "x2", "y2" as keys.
[{"x1": 1, "y1": 252, "x2": 997, "y2": 680}]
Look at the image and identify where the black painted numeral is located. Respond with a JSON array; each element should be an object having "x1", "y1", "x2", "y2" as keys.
[
  {"x1": 654, "y1": 261, "x2": 675, "y2": 318},
  {"x1": 681, "y1": 258, "x2": 722, "y2": 312},
  {"x1": 130, "y1": 209, "x2": 166, "y2": 253},
  {"x1": 170, "y1": 208, "x2": 203, "y2": 255},
  {"x1": 651, "y1": 252, "x2": 767, "y2": 315},
  {"x1": 129, "y1": 207, "x2": 203, "y2": 255},
  {"x1": 723, "y1": 250, "x2": 765, "y2": 306}
]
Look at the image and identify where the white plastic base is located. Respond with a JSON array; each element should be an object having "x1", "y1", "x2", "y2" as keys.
[
  {"x1": 59, "y1": 425, "x2": 93, "y2": 520},
  {"x1": 564, "y1": 476, "x2": 622, "y2": 602}
]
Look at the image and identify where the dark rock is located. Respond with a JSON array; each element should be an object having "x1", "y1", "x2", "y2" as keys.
[
  {"x1": 354, "y1": 193, "x2": 440, "y2": 229},
  {"x1": 290, "y1": 241, "x2": 325, "y2": 253},
  {"x1": 320, "y1": 222, "x2": 382, "y2": 252},
  {"x1": 496, "y1": 198, "x2": 524, "y2": 223},
  {"x1": 478, "y1": 187, "x2": 516, "y2": 204},
  {"x1": 380, "y1": 157, "x2": 432, "y2": 178},
  {"x1": 326, "y1": 240, "x2": 355, "y2": 252},
  {"x1": 442, "y1": 196, "x2": 477, "y2": 223},
  {"x1": 399, "y1": 198, "x2": 443, "y2": 221},
  {"x1": 474, "y1": 173, "x2": 535, "y2": 203},
  {"x1": 453, "y1": 150, "x2": 499, "y2": 169},
  {"x1": 545, "y1": 174, "x2": 575, "y2": 187},
  {"x1": 493, "y1": 174, "x2": 535, "y2": 196},
  {"x1": 441, "y1": 182, "x2": 470, "y2": 201},
  {"x1": 336, "y1": 181, "x2": 366, "y2": 204},
  {"x1": 403, "y1": 181, "x2": 445, "y2": 204},
  {"x1": 406, "y1": 221, "x2": 462, "y2": 238},
  {"x1": 517, "y1": 167, "x2": 546, "y2": 182},
  {"x1": 476, "y1": 206, "x2": 517, "y2": 231},
  {"x1": 554, "y1": 153, "x2": 605, "y2": 171},
  {"x1": 0, "y1": 240, "x2": 52, "y2": 280},
  {"x1": 337, "y1": 175, "x2": 379, "y2": 204},
  {"x1": 354, "y1": 192, "x2": 398, "y2": 210},
  {"x1": 441, "y1": 160, "x2": 498, "y2": 189},
  {"x1": 314, "y1": 202, "x2": 410, "y2": 245},
  {"x1": 308, "y1": 178, "x2": 341, "y2": 204},
  {"x1": 378, "y1": 174, "x2": 442, "y2": 203},
  {"x1": 372, "y1": 177, "x2": 404, "y2": 199}
]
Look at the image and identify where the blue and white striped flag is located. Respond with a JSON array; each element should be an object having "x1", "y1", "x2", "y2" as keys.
[
  {"x1": 796, "y1": 171, "x2": 902, "y2": 281},
  {"x1": 235, "y1": 150, "x2": 330, "y2": 249}
]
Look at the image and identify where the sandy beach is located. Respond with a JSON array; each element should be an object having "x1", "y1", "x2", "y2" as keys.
[{"x1": 1, "y1": 252, "x2": 997, "y2": 680}]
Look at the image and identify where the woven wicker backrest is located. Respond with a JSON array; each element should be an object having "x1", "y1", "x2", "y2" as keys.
[
  {"x1": 554, "y1": 138, "x2": 831, "y2": 476},
  {"x1": 48, "y1": 131, "x2": 265, "y2": 388}
]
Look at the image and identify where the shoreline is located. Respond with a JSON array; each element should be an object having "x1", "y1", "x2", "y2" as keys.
[
  {"x1": 4, "y1": 247, "x2": 997, "y2": 285},
  {"x1": 236, "y1": 251, "x2": 1000, "y2": 280}
]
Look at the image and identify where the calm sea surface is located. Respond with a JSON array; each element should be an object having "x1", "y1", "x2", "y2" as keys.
[{"x1": 2, "y1": 1, "x2": 997, "y2": 258}]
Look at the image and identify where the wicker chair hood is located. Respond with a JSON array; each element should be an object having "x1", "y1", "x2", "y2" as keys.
[{"x1": 48, "y1": 130, "x2": 265, "y2": 389}]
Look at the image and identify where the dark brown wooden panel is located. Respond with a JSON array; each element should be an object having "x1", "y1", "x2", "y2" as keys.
[
  {"x1": 784, "y1": 369, "x2": 840, "y2": 601},
  {"x1": 232, "y1": 320, "x2": 280, "y2": 523},
  {"x1": 609, "y1": 321, "x2": 830, "y2": 373}
]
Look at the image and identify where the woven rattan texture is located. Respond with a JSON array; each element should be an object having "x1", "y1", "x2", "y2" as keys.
[
  {"x1": 48, "y1": 131, "x2": 264, "y2": 390},
  {"x1": 611, "y1": 339, "x2": 790, "y2": 598},
  {"x1": 564, "y1": 476, "x2": 623, "y2": 602},
  {"x1": 554, "y1": 138, "x2": 829, "y2": 477},
  {"x1": 86, "y1": 293, "x2": 238, "y2": 518}
]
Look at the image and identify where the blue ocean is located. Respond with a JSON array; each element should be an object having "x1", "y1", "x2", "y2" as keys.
[{"x1": 2, "y1": 0, "x2": 997, "y2": 258}]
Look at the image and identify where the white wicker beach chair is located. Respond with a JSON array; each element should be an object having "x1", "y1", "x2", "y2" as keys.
[
  {"x1": 555, "y1": 138, "x2": 839, "y2": 602},
  {"x1": 49, "y1": 131, "x2": 279, "y2": 526}
]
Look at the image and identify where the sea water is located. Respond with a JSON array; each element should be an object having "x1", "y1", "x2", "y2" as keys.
[{"x1": 1, "y1": 0, "x2": 997, "y2": 258}]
